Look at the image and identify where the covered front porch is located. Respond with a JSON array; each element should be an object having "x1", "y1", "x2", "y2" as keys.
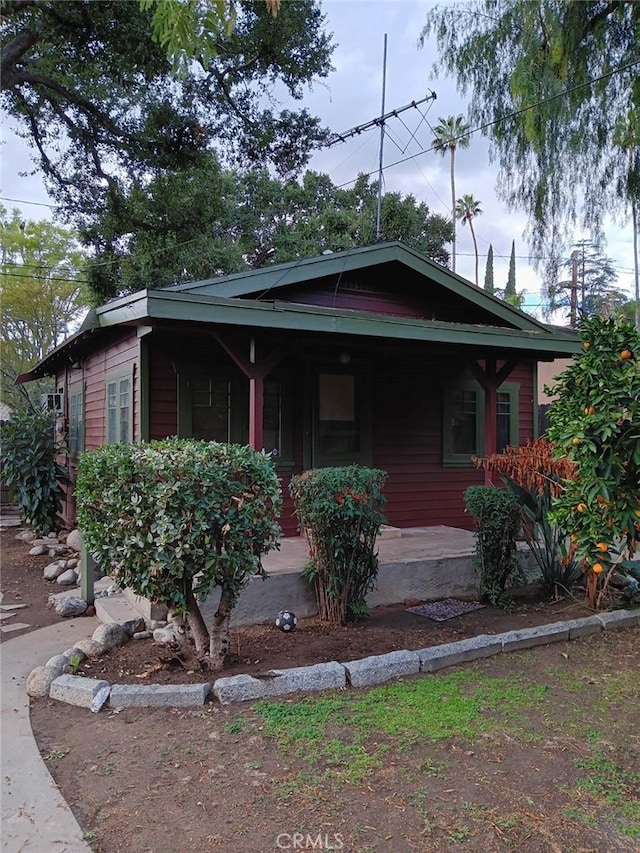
[{"x1": 192, "y1": 525, "x2": 535, "y2": 627}]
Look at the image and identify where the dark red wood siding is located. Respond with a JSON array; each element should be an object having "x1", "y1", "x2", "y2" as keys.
[
  {"x1": 56, "y1": 324, "x2": 536, "y2": 536},
  {"x1": 255, "y1": 262, "x2": 520, "y2": 327}
]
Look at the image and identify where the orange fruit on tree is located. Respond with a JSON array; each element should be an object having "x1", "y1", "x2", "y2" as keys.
[
  {"x1": 577, "y1": 502, "x2": 587, "y2": 513},
  {"x1": 620, "y1": 349, "x2": 632, "y2": 360},
  {"x1": 572, "y1": 437, "x2": 581, "y2": 446},
  {"x1": 592, "y1": 562, "x2": 604, "y2": 574},
  {"x1": 596, "y1": 542, "x2": 608, "y2": 553},
  {"x1": 570, "y1": 533, "x2": 579, "y2": 542},
  {"x1": 583, "y1": 341, "x2": 591, "y2": 349}
]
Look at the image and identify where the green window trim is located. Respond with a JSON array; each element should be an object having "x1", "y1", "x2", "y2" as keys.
[
  {"x1": 442, "y1": 380, "x2": 519, "y2": 467},
  {"x1": 68, "y1": 382, "x2": 84, "y2": 458},
  {"x1": 105, "y1": 365, "x2": 134, "y2": 444},
  {"x1": 176, "y1": 367, "x2": 293, "y2": 466}
]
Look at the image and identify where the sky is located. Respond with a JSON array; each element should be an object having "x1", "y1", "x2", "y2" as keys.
[{"x1": 1, "y1": 0, "x2": 637, "y2": 321}]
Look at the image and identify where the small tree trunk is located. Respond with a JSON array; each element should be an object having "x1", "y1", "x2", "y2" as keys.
[
  {"x1": 208, "y1": 587, "x2": 235, "y2": 670},
  {"x1": 183, "y1": 580, "x2": 210, "y2": 657}
]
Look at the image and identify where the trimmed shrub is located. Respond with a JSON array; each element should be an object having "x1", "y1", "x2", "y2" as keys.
[
  {"x1": 289, "y1": 465, "x2": 387, "y2": 625},
  {"x1": 75, "y1": 439, "x2": 282, "y2": 669},
  {"x1": 464, "y1": 485, "x2": 524, "y2": 607},
  {"x1": 0, "y1": 406, "x2": 67, "y2": 534}
]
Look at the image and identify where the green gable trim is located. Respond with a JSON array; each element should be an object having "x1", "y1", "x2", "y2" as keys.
[
  {"x1": 95, "y1": 289, "x2": 580, "y2": 356},
  {"x1": 165, "y1": 242, "x2": 547, "y2": 334}
]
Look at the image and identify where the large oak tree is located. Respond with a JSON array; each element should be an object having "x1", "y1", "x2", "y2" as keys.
[
  {"x1": 1, "y1": 0, "x2": 334, "y2": 219},
  {"x1": 86, "y1": 166, "x2": 454, "y2": 302}
]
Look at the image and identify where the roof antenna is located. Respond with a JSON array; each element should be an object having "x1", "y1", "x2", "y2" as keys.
[{"x1": 375, "y1": 33, "x2": 388, "y2": 243}]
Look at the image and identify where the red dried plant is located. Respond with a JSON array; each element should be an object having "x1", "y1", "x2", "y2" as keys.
[{"x1": 473, "y1": 438, "x2": 576, "y2": 496}]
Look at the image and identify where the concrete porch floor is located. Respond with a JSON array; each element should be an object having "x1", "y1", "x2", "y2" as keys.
[
  {"x1": 261, "y1": 525, "x2": 477, "y2": 575},
  {"x1": 196, "y1": 525, "x2": 487, "y2": 627}
]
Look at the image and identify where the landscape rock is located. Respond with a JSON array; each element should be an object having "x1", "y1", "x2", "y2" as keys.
[
  {"x1": 29, "y1": 544, "x2": 48, "y2": 556},
  {"x1": 48, "y1": 545, "x2": 68, "y2": 558},
  {"x1": 45, "y1": 653, "x2": 71, "y2": 670},
  {"x1": 66, "y1": 557, "x2": 79, "y2": 570},
  {"x1": 153, "y1": 626, "x2": 177, "y2": 644},
  {"x1": 122, "y1": 617, "x2": 146, "y2": 637},
  {"x1": 43, "y1": 560, "x2": 66, "y2": 580},
  {"x1": 74, "y1": 637, "x2": 106, "y2": 657},
  {"x1": 26, "y1": 665, "x2": 63, "y2": 698},
  {"x1": 62, "y1": 647, "x2": 87, "y2": 663},
  {"x1": 17, "y1": 530, "x2": 36, "y2": 543},
  {"x1": 66, "y1": 528, "x2": 83, "y2": 552},
  {"x1": 52, "y1": 595, "x2": 88, "y2": 617},
  {"x1": 93, "y1": 622, "x2": 129, "y2": 649},
  {"x1": 56, "y1": 569, "x2": 79, "y2": 586}
]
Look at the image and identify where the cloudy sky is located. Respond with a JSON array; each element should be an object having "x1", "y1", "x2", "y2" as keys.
[{"x1": 1, "y1": 0, "x2": 636, "y2": 319}]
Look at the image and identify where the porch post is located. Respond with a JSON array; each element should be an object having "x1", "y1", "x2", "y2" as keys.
[
  {"x1": 211, "y1": 332, "x2": 285, "y2": 452},
  {"x1": 249, "y1": 376, "x2": 264, "y2": 451}
]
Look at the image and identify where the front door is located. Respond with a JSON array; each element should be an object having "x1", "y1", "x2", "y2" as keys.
[{"x1": 312, "y1": 370, "x2": 372, "y2": 468}]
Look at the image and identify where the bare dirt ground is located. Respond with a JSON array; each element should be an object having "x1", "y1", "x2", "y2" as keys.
[{"x1": 3, "y1": 528, "x2": 640, "y2": 852}]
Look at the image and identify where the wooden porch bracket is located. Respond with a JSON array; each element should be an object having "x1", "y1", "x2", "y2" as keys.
[
  {"x1": 465, "y1": 356, "x2": 520, "y2": 485},
  {"x1": 212, "y1": 332, "x2": 286, "y2": 451}
]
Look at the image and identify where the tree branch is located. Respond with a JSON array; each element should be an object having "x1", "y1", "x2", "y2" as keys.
[
  {"x1": 1, "y1": 28, "x2": 40, "y2": 91},
  {"x1": 8, "y1": 71, "x2": 130, "y2": 139}
]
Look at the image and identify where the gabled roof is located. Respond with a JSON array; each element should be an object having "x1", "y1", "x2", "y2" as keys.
[
  {"x1": 18, "y1": 242, "x2": 580, "y2": 383},
  {"x1": 166, "y1": 241, "x2": 548, "y2": 334}
]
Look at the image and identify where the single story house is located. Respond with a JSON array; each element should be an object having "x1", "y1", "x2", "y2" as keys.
[{"x1": 19, "y1": 241, "x2": 580, "y2": 535}]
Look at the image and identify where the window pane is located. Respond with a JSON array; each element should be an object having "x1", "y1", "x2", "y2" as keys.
[
  {"x1": 319, "y1": 374, "x2": 355, "y2": 421},
  {"x1": 106, "y1": 381, "x2": 116, "y2": 443},
  {"x1": 318, "y1": 374, "x2": 359, "y2": 456},
  {"x1": 69, "y1": 391, "x2": 83, "y2": 454},
  {"x1": 451, "y1": 389, "x2": 478, "y2": 454},
  {"x1": 497, "y1": 391, "x2": 511, "y2": 453},
  {"x1": 263, "y1": 380, "x2": 280, "y2": 453},
  {"x1": 192, "y1": 376, "x2": 211, "y2": 407},
  {"x1": 192, "y1": 378, "x2": 229, "y2": 442}
]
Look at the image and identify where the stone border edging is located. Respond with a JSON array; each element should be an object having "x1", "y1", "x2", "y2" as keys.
[{"x1": 28, "y1": 609, "x2": 639, "y2": 708}]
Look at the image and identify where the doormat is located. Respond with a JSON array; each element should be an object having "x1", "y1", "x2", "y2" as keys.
[{"x1": 406, "y1": 598, "x2": 485, "y2": 622}]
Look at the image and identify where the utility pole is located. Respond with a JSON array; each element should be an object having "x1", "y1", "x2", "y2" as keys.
[{"x1": 570, "y1": 251, "x2": 578, "y2": 328}]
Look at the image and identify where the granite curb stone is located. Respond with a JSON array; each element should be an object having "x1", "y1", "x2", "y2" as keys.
[
  {"x1": 499, "y1": 621, "x2": 570, "y2": 652},
  {"x1": 34, "y1": 610, "x2": 639, "y2": 707},
  {"x1": 567, "y1": 615, "x2": 603, "y2": 640},
  {"x1": 418, "y1": 634, "x2": 503, "y2": 672},
  {"x1": 50, "y1": 674, "x2": 111, "y2": 708},
  {"x1": 213, "y1": 661, "x2": 346, "y2": 704},
  {"x1": 343, "y1": 649, "x2": 420, "y2": 687},
  {"x1": 109, "y1": 682, "x2": 211, "y2": 708},
  {"x1": 595, "y1": 610, "x2": 639, "y2": 630}
]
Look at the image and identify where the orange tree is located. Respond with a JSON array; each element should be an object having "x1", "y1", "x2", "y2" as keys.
[{"x1": 546, "y1": 315, "x2": 640, "y2": 607}]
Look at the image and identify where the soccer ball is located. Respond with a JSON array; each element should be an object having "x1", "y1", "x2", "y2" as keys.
[{"x1": 275, "y1": 609, "x2": 297, "y2": 632}]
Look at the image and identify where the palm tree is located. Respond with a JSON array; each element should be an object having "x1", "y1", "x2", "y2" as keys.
[
  {"x1": 455, "y1": 194, "x2": 482, "y2": 285},
  {"x1": 432, "y1": 114, "x2": 471, "y2": 273}
]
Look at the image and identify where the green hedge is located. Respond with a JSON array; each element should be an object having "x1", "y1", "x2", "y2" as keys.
[{"x1": 76, "y1": 439, "x2": 282, "y2": 668}]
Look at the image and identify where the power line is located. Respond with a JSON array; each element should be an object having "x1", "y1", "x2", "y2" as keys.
[{"x1": 0, "y1": 196, "x2": 55, "y2": 209}]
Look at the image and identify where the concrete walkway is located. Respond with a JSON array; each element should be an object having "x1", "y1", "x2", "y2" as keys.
[{"x1": 1, "y1": 618, "x2": 98, "y2": 852}]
